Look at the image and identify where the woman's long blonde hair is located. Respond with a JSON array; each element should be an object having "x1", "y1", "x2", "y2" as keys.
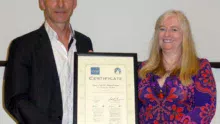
[{"x1": 139, "y1": 10, "x2": 199, "y2": 86}]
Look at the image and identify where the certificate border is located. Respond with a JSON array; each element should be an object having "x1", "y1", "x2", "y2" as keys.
[{"x1": 73, "y1": 52, "x2": 138, "y2": 124}]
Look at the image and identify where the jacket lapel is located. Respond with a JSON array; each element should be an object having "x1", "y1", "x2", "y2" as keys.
[
  {"x1": 35, "y1": 25, "x2": 63, "y2": 116},
  {"x1": 37, "y1": 25, "x2": 60, "y2": 83}
]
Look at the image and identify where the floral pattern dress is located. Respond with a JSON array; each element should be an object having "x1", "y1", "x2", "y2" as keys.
[{"x1": 138, "y1": 59, "x2": 216, "y2": 124}]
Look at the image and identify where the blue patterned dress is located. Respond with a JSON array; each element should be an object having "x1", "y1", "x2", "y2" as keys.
[{"x1": 138, "y1": 59, "x2": 216, "y2": 124}]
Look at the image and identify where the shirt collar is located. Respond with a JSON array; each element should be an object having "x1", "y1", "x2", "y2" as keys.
[{"x1": 44, "y1": 21, "x2": 75, "y2": 42}]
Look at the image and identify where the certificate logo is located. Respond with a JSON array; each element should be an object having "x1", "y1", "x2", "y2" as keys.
[
  {"x1": 91, "y1": 67, "x2": 100, "y2": 75},
  {"x1": 114, "y1": 67, "x2": 121, "y2": 74}
]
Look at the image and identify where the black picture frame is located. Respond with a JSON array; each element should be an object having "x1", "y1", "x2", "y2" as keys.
[{"x1": 74, "y1": 52, "x2": 138, "y2": 124}]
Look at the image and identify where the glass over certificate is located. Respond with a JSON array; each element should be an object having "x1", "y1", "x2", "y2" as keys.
[{"x1": 74, "y1": 53, "x2": 138, "y2": 124}]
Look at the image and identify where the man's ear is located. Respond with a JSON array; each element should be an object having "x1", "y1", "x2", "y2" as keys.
[
  {"x1": 39, "y1": 0, "x2": 45, "y2": 10},
  {"x1": 73, "y1": 0, "x2": 77, "y2": 10}
]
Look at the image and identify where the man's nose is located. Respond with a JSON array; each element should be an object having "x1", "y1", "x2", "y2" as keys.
[{"x1": 58, "y1": 0, "x2": 64, "y2": 8}]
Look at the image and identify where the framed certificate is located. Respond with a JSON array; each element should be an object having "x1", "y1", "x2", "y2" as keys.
[{"x1": 74, "y1": 52, "x2": 138, "y2": 124}]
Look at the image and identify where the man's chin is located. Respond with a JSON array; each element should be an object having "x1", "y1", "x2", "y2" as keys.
[{"x1": 51, "y1": 19, "x2": 70, "y2": 25}]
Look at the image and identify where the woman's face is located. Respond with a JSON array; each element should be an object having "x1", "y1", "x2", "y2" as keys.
[{"x1": 158, "y1": 15, "x2": 183, "y2": 54}]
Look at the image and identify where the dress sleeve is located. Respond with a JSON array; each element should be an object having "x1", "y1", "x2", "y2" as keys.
[
  {"x1": 181, "y1": 59, "x2": 216, "y2": 124},
  {"x1": 138, "y1": 61, "x2": 151, "y2": 124}
]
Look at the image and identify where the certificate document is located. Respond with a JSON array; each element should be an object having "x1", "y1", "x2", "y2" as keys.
[{"x1": 74, "y1": 53, "x2": 138, "y2": 124}]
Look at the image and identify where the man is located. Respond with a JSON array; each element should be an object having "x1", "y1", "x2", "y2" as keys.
[{"x1": 4, "y1": 0, "x2": 93, "y2": 123}]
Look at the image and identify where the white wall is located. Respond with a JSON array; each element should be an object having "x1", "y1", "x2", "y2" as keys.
[
  {"x1": 0, "y1": 0, "x2": 220, "y2": 123},
  {"x1": 211, "y1": 68, "x2": 220, "y2": 124},
  {"x1": 0, "y1": 0, "x2": 220, "y2": 61}
]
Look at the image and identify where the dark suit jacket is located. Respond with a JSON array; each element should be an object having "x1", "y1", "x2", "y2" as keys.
[{"x1": 4, "y1": 25, "x2": 93, "y2": 124}]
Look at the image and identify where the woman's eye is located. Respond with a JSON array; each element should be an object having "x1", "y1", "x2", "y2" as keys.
[
  {"x1": 172, "y1": 28, "x2": 178, "y2": 32},
  {"x1": 159, "y1": 27, "x2": 166, "y2": 31}
]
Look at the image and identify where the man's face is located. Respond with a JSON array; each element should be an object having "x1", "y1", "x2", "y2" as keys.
[{"x1": 39, "y1": 0, "x2": 77, "y2": 25}]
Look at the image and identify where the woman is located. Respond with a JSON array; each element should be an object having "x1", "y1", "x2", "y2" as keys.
[{"x1": 138, "y1": 10, "x2": 216, "y2": 124}]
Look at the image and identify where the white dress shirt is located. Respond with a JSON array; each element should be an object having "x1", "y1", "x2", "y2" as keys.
[{"x1": 45, "y1": 22, "x2": 76, "y2": 124}]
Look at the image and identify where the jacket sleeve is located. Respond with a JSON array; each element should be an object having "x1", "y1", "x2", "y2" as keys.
[
  {"x1": 4, "y1": 39, "x2": 60, "y2": 124},
  {"x1": 180, "y1": 59, "x2": 216, "y2": 124},
  {"x1": 87, "y1": 36, "x2": 93, "y2": 51},
  {"x1": 75, "y1": 31, "x2": 93, "y2": 52}
]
